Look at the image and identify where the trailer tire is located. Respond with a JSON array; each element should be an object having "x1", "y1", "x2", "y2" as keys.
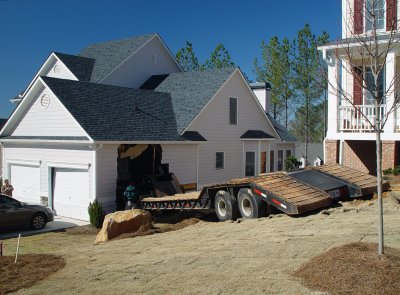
[
  {"x1": 237, "y1": 188, "x2": 266, "y2": 219},
  {"x1": 214, "y1": 191, "x2": 238, "y2": 221}
]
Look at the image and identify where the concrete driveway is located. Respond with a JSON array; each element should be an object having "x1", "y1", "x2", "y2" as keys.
[{"x1": 0, "y1": 216, "x2": 89, "y2": 240}]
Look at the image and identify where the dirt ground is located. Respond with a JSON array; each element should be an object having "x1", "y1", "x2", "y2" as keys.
[{"x1": 1, "y1": 192, "x2": 400, "y2": 295}]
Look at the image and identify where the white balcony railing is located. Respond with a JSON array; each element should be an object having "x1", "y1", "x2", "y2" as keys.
[{"x1": 338, "y1": 105, "x2": 386, "y2": 132}]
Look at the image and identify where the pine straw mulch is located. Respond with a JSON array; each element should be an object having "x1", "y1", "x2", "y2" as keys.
[
  {"x1": 0, "y1": 254, "x2": 66, "y2": 295},
  {"x1": 294, "y1": 242, "x2": 400, "y2": 295}
]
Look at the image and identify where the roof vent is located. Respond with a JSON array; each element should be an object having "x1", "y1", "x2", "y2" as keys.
[{"x1": 40, "y1": 94, "x2": 50, "y2": 109}]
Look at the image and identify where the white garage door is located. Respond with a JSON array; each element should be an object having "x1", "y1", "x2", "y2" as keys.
[
  {"x1": 53, "y1": 168, "x2": 90, "y2": 221},
  {"x1": 10, "y1": 164, "x2": 40, "y2": 204}
]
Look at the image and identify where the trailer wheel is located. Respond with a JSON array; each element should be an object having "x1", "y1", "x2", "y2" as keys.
[
  {"x1": 237, "y1": 188, "x2": 266, "y2": 219},
  {"x1": 214, "y1": 191, "x2": 238, "y2": 221}
]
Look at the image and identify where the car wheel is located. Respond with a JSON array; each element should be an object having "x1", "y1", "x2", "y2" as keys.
[
  {"x1": 214, "y1": 190, "x2": 238, "y2": 221},
  {"x1": 237, "y1": 188, "x2": 266, "y2": 219},
  {"x1": 31, "y1": 213, "x2": 47, "y2": 230}
]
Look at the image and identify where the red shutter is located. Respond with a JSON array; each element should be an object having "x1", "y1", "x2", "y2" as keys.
[
  {"x1": 386, "y1": 0, "x2": 397, "y2": 31},
  {"x1": 353, "y1": 67, "x2": 363, "y2": 105},
  {"x1": 354, "y1": 0, "x2": 364, "y2": 34}
]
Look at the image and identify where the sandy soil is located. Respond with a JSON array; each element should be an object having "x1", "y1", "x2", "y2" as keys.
[{"x1": 2, "y1": 193, "x2": 400, "y2": 295}]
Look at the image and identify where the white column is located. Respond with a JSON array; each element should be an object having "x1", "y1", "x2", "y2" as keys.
[
  {"x1": 384, "y1": 50, "x2": 396, "y2": 133},
  {"x1": 326, "y1": 56, "x2": 340, "y2": 138}
]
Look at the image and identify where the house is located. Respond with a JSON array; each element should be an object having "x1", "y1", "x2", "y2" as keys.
[
  {"x1": 295, "y1": 142, "x2": 324, "y2": 168},
  {"x1": 319, "y1": 0, "x2": 400, "y2": 174},
  {"x1": 0, "y1": 33, "x2": 295, "y2": 221},
  {"x1": 0, "y1": 119, "x2": 7, "y2": 179}
]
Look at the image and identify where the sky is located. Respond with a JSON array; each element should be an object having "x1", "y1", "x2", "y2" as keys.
[{"x1": 0, "y1": 0, "x2": 342, "y2": 118}]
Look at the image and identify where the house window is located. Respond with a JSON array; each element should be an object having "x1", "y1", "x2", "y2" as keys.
[
  {"x1": 245, "y1": 151, "x2": 256, "y2": 177},
  {"x1": 216, "y1": 152, "x2": 224, "y2": 170},
  {"x1": 365, "y1": 0, "x2": 385, "y2": 31},
  {"x1": 277, "y1": 150, "x2": 283, "y2": 171},
  {"x1": 260, "y1": 151, "x2": 267, "y2": 174},
  {"x1": 365, "y1": 67, "x2": 385, "y2": 105},
  {"x1": 286, "y1": 150, "x2": 292, "y2": 158},
  {"x1": 229, "y1": 97, "x2": 237, "y2": 125},
  {"x1": 270, "y1": 150, "x2": 275, "y2": 172}
]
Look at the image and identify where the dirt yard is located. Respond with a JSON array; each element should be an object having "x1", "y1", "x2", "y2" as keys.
[{"x1": 2, "y1": 193, "x2": 400, "y2": 295}]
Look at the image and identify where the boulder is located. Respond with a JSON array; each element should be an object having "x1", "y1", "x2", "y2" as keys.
[{"x1": 95, "y1": 209, "x2": 152, "y2": 243}]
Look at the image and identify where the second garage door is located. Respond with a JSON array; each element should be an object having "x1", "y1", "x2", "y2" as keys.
[{"x1": 53, "y1": 168, "x2": 90, "y2": 221}]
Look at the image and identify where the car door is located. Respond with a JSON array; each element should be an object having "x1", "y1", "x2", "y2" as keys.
[{"x1": 0, "y1": 195, "x2": 30, "y2": 229}]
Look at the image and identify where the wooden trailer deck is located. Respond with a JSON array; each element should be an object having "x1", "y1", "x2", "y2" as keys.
[{"x1": 308, "y1": 164, "x2": 390, "y2": 196}]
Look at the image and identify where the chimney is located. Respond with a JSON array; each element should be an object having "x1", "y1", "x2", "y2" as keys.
[{"x1": 250, "y1": 82, "x2": 271, "y2": 113}]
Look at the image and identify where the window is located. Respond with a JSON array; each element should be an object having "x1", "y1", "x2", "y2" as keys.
[
  {"x1": 277, "y1": 150, "x2": 283, "y2": 171},
  {"x1": 260, "y1": 151, "x2": 267, "y2": 174},
  {"x1": 216, "y1": 152, "x2": 224, "y2": 170},
  {"x1": 286, "y1": 150, "x2": 292, "y2": 158},
  {"x1": 365, "y1": 67, "x2": 385, "y2": 105},
  {"x1": 245, "y1": 151, "x2": 256, "y2": 176},
  {"x1": 229, "y1": 97, "x2": 237, "y2": 125},
  {"x1": 365, "y1": 0, "x2": 385, "y2": 31},
  {"x1": 270, "y1": 150, "x2": 275, "y2": 172}
]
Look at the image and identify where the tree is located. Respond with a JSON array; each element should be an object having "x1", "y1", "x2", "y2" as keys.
[
  {"x1": 291, "y1": 103, "x2": 326, "y2": 145},
  {"x1": 175, "y1": 41, "x2": 200, "y2": 72},
  {"x1": 203, "y1": 43, "x2": 235, "y2": 69},
  {"x1": 293, "y1": 24, "x2": 329, "y2": 165},
  {"x1": 254, "y1": 37, "x2": 294, "y2": 125},
  {"x1": 320, "y1": 0, "x2": 400, "y2": 255}
]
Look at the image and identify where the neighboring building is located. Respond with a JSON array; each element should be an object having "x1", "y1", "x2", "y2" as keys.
[
  {"x1": 319, "y1": 0, "x2": 400, "y2": 174},
  {"x1": 0, "y1": 34, "x2": 294, "y2": 221},
  {"x1": 295, "y1": 142, "x2": 324, "y2": 168},
  {"x1": 249, "y1": 82, "x2": 297, "y2": 172},
  {"x1": 0, "y1": 119, "x2": 7, "y2": 178}
]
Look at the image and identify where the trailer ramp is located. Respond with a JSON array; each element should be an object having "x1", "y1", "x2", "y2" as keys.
[
  {"x1": 248, "y1": 173, "x2": 332, "y2": 215},
  {"x1": 307, "y1": 164, "x2": 390, "y2": 197}
]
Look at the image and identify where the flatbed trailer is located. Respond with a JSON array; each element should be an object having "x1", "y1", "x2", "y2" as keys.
[{"x1": 140, "y1": 164, "x2": 387, "y2": 221}]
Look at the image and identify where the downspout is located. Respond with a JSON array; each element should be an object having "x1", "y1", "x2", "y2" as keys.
[{"x1": 92, "y1": 143, "x2": 103, "y2": 203}]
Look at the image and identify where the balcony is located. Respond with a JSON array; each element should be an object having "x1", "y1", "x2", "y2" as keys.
[{"x1": 338, "y1": 105, "x2": 386, "y2": 132}]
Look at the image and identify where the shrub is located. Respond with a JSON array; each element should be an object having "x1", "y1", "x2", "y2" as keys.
[
  {"x1": 285, "y1": 156, "x2": 302, "y2": 171},
  {"x1": 393, "y1": 167, "x2": 400, "y2": 176},
  {"x1": 88, "y1": 200, "x2": 105, "y2": 229},
  {"x1": 383, "y1": 168, "x2": 393, "y2": 175}
]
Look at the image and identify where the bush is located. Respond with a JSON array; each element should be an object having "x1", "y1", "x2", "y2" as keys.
[
  {"x1": 383, "y1": 168, "x2": 393, "y2": 175},
  {"x1": 88, "y1": 200, "x2": 105, "y2": 229},
  {"x1": 393, "y1": 167, "x2": 400, "y2": 176},
  {"x1": 285, "y1": 156, "x2": 302, "y2": 171}
]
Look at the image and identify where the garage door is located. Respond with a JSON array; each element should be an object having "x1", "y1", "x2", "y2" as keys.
[
  {"x1": 10, "y1": 164, "x2": 40, "y2": 204},
  {"x1": 53, "y1": 168, "x2": 90, "y2": 221}
]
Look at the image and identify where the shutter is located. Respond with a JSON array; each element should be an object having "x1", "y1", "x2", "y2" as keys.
[
  {"x1": 386, "y1": 0, "x2": 397, "y2": 31},
  {"x1": 354, "y1": 0, "x2": 364, "y2": 34},
  {"x1": 353, "y1": 67, "x2": 363, "y2": 105}
]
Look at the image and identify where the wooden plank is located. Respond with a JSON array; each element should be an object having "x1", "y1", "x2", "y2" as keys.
[{"x1": 142, "y1": 191, "x2": 201, "y2": 202}]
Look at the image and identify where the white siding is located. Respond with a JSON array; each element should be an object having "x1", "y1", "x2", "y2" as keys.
[
  {"x1": 44, "y1": 59, "x2": 77, "y2": 80},
  {"x1": 187, "y1": 71, "x2": 278, "y2": 187},
  {"x1": 101, "y1": 37, "x2": 181, "y2": 88},
  {"x1": 2, "y1": 143, "x2": 94, "y2": 211},
  {"x1": 11, "y1": 87, "x2": 86, "y2": 137},
  {"x1": 96, "y1": 144, "x2": 118, "y2": 213},
  {"x1": 161, "y1": 144, "x2": 197, "y2": 185}
]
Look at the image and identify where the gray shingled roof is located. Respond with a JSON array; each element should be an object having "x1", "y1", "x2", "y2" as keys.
[
  {"x1": 266, "y1": 113, "x2": 297, "y2": 142},
  {"x1": 79, "y1": 34, "x2": 155, "y2": 83},
  {"x1": 41, "y1": 76, "x2": 187, "y2": 142},
  {"x1": 54, "y1": 52, "x2": 95, "y2": 81},
  {"x1": 152, "y1": 68, "x2": 236, "y2": 134}
]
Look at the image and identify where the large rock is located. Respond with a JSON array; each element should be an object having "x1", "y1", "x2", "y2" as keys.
[{"x1": 95, "y1": 209, "x2": 152, "y2": 243}]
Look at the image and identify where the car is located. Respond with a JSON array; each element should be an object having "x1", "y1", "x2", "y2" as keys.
[{"x1": 0, "y1": 194, "x2": 54, "y2": 231}]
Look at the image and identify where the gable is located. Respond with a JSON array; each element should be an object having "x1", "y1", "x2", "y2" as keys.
[
  {"x1": 10, "y1": 86, "x2": 87, "y2": 138},
  {"x1": 186, "y1": 71, "x2": 278, "y2": 140},
  {"x1": 44, "y1": 58, "x2": 78, "y2": 81},
  {"x1": 100, "y1": 36, "x2": 182, "y2": 88}
]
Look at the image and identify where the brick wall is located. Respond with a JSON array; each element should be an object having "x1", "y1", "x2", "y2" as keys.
[
  {"x1": 324, "y1": 140, "x2": 338, "y2": 164},
  {"x1": 382, "y1": 141, "x2": 395, "y2": 170}
]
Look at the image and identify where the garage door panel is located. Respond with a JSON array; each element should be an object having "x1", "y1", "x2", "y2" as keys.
[
  {"x1": 53, "y1": 168, "x2": 89, "y2": 220},
  {"x1": 10, "y1": 164, "x2": 40, "y2": 204}
]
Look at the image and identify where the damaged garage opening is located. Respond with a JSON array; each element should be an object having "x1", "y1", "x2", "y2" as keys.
[{"x1": 116, "y1": 144, "x2": 182, "y2": 210}]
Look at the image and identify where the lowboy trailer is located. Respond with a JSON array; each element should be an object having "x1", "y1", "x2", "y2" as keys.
[{"x1": 140, "y1": 164, "x2": 388, "y2": 221}]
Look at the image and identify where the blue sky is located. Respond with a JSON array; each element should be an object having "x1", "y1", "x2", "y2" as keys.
[{"x1": 0, "y1": 0, "x2": 341, "y2": 118}]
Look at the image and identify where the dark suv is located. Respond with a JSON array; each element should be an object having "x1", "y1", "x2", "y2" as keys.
[{"x1": 0, "y1": 194, "x2": 54, "y2": 230}]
